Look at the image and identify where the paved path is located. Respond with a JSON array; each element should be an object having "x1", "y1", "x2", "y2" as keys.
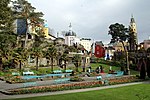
[
  {"x1": 0, "y1": 81, "x2": 149, "y2": 100},
  {"x1": 0, "y1": 76, "x2": 98, "y2": 90},
  {"x1": 0, "y1": 77, "x2": 92, "y2": 90}
]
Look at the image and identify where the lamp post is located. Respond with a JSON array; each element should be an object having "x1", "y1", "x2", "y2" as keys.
[
  {"x1": 126, "y1": 51, "x2": 130, "y2": 75},
  {"x1": 126, "y1": 42, "x2": 130, "y2": 75}
]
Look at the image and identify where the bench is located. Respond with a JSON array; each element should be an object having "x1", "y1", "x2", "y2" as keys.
[
  {"x1": 12, "y1": 72, "x2": 20, "y2": 76},
  {"x1": 54, "y1": 78, "x2": 70, "y2": 84},
  {"x1": 106, "y1": 74, "x2": 113, "y2": 78},
  {"x1": 22, "y1": 76, "x2": 38, "y2": 80},
  {"x1": 23, "y1": 71, "x2": 34, "y2": 76},
  {"x1": 65, "y1": 70, "x2": 73, "y2": 73},
  {"x1": 53, "y1": 70, "x2": 62, "y2": 74},
  {"x1": 23, "y1": 82, "x2": 37, "y2": 87},
  {"x1": 115, "y1": 71, "x2": 124, "y2": 77}
]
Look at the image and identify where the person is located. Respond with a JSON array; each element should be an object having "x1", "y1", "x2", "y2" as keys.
[
  {"x1": 99, "y1": 66, "x2": 101, "y2": 73},
  {"x1": 109, "y1": 66, "x2": 112, "y2": 71},
  {"x1": 95, "y1": 67, "x2": 99, "y2": 74},
  {"x1": 88, "y1": 68, "x2": 91, "y2": 73},
  {"x1": 71, "y1": 71, "x2": 74, "y2": 76},
  {"x1": 108, "y1": 66, "x2": 112, "y2": 74},
  {"x1": 87, "y1": 66, "x2": 92, "y2": 73},
  {"x1": 100, "y1": 65, "x2": 104, "y2": 73}
]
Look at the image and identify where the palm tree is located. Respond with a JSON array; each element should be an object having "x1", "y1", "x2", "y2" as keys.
[
  {"x1": 45, "y1": 45, "x2": 57, "y2": 72},
  {"x1": 60, "y1": 53, "x2": 69, "y2": 70},
  {"x1": 13, "y1": 47, "x2": 28, "y2": 71},
  {"x1": 29, "y1": 47, "x2": 43, "y2": 71},
  {"x1": 72, "y1": 54, "x2": 82, "y2": 72}
]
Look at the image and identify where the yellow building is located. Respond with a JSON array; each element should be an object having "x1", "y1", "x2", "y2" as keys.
[
  {"x1": 42, "y1": 22, "x2": 56, "y2": 40},
  {"x1": 113, "y1": 42, "x2": 129, "y2": 51},
  {"x1": 43, "y1": 27, "x2": 49, "y2": 37}
]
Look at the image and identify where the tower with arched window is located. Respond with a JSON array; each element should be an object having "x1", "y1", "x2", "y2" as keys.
[{"x1": 129, "y1": 15, "x2": 138, "y2": 51}]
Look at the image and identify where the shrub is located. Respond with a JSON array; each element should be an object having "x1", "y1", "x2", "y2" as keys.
[
  {"x1": 99, "y1": 59, "x2": 122, "y2": 67},
  {"x1": 0, "y1": 71, "x2": 4, "y2": 76}
]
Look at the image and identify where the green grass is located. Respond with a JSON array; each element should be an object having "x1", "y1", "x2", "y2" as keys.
[
  {"x1": 91, "y1": 63, "x2": 120, "y2": 73},
  {"x1": 10, "y1": 84, "x2": 150, "y2": 100},
  {"x1": 90, "y1": 63, "x2": 139, "y2": 75}
]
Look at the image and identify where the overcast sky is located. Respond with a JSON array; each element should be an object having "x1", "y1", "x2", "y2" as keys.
[{"x1": 29, "y1": 0, "x2": 150, "y2": 44}]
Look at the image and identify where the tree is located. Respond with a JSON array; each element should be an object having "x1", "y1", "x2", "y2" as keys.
[
  {"x1": 72, "y1": 54, "x2": 82, "y2": 72},
  {"x1": 68, "y1": 46, "x2": 78, "y2": 52},
  {"x1": 0, "y1": 0, "x2": 14, "y2": 33},
  {"x1": 45, "y1": 45, "x2": 57, "y2": 72},
  {"x1": 60, "y1": 53, "x2": 69, "y2": 70},
  {"x1": 29, "y1": 47, "x2": 43, "y2": 71},
  {"x1": 12, "y1": 0, "x2": 44, "y2": 48},
  {"x1": 128, "y1": 31, "x2": 137, "y2": 51},
  {"x1": 13, "y1": 47, "x2": 28, "y2": 71},
  {"x1": 0, "y1": 0, "x2": 17, "y2": 70},
  {"x1": 108, "y1": 23, "x2": 130, "y2": 75},
  {"x1": 147, "y1": 48, "x2": 150, "y2": 78},
  {"x1": 28, "y1": 25, "x2": 46, "y2": 70},
  {"x1": 108, "y1": 23, "x2": 129, "y2": 51}
]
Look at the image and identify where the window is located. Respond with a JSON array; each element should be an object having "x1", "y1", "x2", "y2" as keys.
[{"x1": 28, "y1": 34, "x2": 32, "y2": 39}]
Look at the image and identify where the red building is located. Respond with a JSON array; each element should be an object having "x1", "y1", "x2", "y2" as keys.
[{"x1": 94, "y1": 41, "x2": 105, "y2": 58}]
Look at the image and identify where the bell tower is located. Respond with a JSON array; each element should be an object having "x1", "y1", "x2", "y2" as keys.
[{"x1": 129, "y1": 15, "x2": 138, "y2": 51}]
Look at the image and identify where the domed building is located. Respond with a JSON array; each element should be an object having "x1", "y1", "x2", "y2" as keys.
[
  {"x1": 65, "y1": 30, "x2": 76, "y2": 36},
  {"x1": 65, "y1": 23, "x2": 80, "y2": 46}
]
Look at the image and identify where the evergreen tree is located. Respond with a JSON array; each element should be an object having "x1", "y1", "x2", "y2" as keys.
[
  {"x1": 0, "y1": 0, "x2": 17, "y2": 70},
  {"x1": 12, "y1": 0, "x2": 44, "y2": 48}
]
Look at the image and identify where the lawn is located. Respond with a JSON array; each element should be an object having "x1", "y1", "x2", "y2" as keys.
[
  {"x1": 90, "y1": 63, "x2": 139, "y2": 75},
  {"x1": 10, "y1": 84, "x2": 150, "y2": 100}
]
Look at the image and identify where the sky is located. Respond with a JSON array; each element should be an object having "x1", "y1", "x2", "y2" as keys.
[{"x1": 29, "y1": 0, "x2": 150, "y2": 44}]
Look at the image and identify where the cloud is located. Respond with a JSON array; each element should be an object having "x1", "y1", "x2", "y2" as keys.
[{"x1": 29, "y1": 0, "x2": 150, "y2": 44}]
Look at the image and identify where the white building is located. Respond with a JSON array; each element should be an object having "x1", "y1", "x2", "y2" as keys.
[
  {"x1": 80, "y1": 38, "x2": 92, "y2": 52},
  {"x1": 64, "y1": 23, "x2": 92, "y2": 52},
  {"x1": 65, "y1": 23, "x2": 77, "y2": 46}
]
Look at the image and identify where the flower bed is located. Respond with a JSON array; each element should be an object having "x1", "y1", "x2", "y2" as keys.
[
  {"x1": 5, "y1": 76, "x2": 26, "y2": 84},
  {"x1": 3, "y1": 76, "x2": 145, "y2": 95},
  {"x1": 7, "y1": 81, "x2": 103, "y2": 95},
  {"x1": 108, "y1": 76, "x2": 142, "y2": 85}
]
